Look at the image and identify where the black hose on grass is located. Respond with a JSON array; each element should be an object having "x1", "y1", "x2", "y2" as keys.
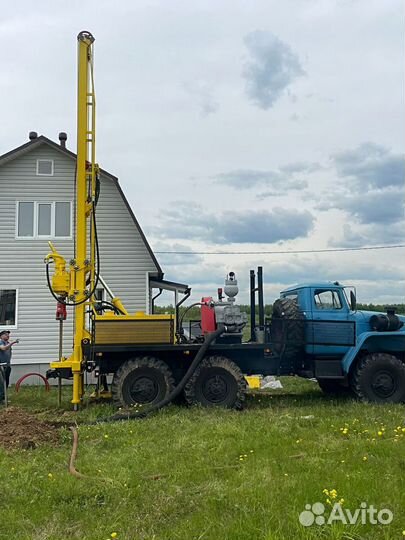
[{"x1": 87, "y1": 325, "x2": 226, "y2": 424}]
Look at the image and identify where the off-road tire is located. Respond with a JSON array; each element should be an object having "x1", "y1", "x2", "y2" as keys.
[
  {"x1": 317, "y1": 379, "x2": 352, "y2": 396},
  {"x1": 184, "y1": 355, "x2": 246, "y2": 410},
  {"x1": 112, "y1": 356, "x2": 175, "y2": 408},
  {"x1": 271, "y1": 297, "x2": 305, "y2": 361},
  {"x1": 352, "y1": 353, "x2": 405, "y2": 403}
]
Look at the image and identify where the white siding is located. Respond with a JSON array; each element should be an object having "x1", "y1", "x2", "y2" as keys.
[
  {"x1": 0, "y1": 142, "x2": 160, "y2": 376},
  {"x1": 95, "y1": 176, "x2": 159, "y2": 311}
]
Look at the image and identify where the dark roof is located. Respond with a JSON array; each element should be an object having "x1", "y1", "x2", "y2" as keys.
[
  {"x1": 0, "y1": 135, "x2": 117, "y2": 180},
  {"x1": 282, "y1": 282, "x2": 344, "y2": 292},
  {"x1": 149, "y1": 277, "x2": 190, "y2": 294},
  {"x1": 0, "y1": 135, "x2": 162, "y2": 277}
]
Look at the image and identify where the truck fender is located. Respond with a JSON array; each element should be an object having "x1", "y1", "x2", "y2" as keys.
[{"x1": 342, "y1": 331, "x2": 405, "y2": 374}]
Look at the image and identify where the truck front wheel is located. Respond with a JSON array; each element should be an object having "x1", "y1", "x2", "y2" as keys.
[
  {"x1": 112, "y1": 357, "x2": 175, "y2": 408},
  {"x1": 352, "y1": 353, "x2": 405, "y2": 403}
]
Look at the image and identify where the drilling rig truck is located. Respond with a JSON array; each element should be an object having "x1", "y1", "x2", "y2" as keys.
[{"x1": 45, "y1": 31, "x2": 405, "y2": 411}]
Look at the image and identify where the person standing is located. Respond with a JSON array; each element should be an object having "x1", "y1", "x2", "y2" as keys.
[{"x1": 0, "y1": 330, "x2": 19, "y2": 390}]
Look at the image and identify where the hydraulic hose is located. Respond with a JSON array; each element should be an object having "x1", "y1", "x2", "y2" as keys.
[
  {"x1": 94, "y1": 301, "x2": 124, "y2": 315},
  {"x1": 178, "y1": 302, "x2": 203, "y2": 328},
  {"x1": 87, "y1": 324, "x2": 226, "y2": 424},
  {"x1": 176, "y1": 301, "x2": 204, "y2": 343},
  {"x1": 45, "y1": 201, "x2": 101, "y2": 307}
]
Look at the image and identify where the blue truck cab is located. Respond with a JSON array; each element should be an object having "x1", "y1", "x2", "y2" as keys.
[{"x1": 275, "y1": 282, "x2": 405, "y2": 402}]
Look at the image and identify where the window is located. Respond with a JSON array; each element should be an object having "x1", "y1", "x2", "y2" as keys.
[
  {"x1": 283, "y1": 293, "x2": 298, "y2": 301},
  {"x1": 314, "y1": 290, "x2": 342, "y2": 310},
  {"x1": 16, "y1": 201, "x2": 72, "y2": 239},
  {"x1": 38, "y1": 203, "x2": 51, "y2": 236},
  {"x1": 36, "y1": 159, "x2": 54, "y2": 176},
  {"x1": 17, "y1": 202, "x2": 34, "y2": 237},
  {"x1": 55, "y1": 202, "x2": 71, "y2": 237},
  {"x1": 88, "y1": 288, "x2": 105, "y2": 324},
  {"x1": 0, "y1": 290, "x2": 17, "y2": 328},
  {"x1": 94, "y1": 288, "x2": 105, "y2": 302}
]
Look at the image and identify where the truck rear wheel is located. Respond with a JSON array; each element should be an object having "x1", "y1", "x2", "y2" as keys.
[
  {"x1": 352, "y1": 353, "x2": 405, "y2": 403},
  {"x1": 112, "y1": 356, "x2": 175, "y2": 408},
  {"x1": 184, "y1": 356, "x2": 246, "y2": 410}
]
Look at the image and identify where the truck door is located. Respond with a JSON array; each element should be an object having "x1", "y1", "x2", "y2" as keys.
[{"x1": 309, "y1": 288, "x2": 355, "y2": 356}]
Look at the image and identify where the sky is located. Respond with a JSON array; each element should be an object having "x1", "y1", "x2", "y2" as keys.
[{"x1": 1, "y1": 0, "x2": 404, "y2": 306}]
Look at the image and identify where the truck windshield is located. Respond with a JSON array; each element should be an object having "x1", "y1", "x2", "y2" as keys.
[{"x1": 343, "y1": 286, "x2": 356, "y2": 311}]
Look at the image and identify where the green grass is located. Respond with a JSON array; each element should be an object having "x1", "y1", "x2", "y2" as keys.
[{"x1": 1, "y1": 379, "x2": 405, "y2": 540}]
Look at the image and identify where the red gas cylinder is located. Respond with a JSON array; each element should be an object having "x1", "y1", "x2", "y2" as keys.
[
  {"x1": 56, "y1": 301, "x2": 67, "y2": 321},
  {"x1": 201, "y1": 297, "x2": 216, "y2": 334}
]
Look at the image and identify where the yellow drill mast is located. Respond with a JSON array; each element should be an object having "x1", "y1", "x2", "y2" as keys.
[
  {"x1": 45, "y1": 31, "x2": 174, "y2": 410},
  {"x1": 45, "y1": 31, "x2": 98, "y2": 409}
]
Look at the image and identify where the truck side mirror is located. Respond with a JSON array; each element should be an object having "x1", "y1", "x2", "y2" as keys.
[{"x1": 350, "y1": 290, "x2": 357, "y2": 311}]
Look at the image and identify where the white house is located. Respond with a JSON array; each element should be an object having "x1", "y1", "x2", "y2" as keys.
[{"x1": 0, "y1": 132, "x2": 187, "y2": 382}]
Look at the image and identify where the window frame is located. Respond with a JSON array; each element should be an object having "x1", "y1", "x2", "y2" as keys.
[
  {"x1": 36, "y1": 159, "x2": 54, "y2": 176},
  {"x1": 0, "y1": 289, "x2": 19, "y2": 330},
  {"x1": 313, "y1": 289, "x2": 343, "y2": 311},
  {"x1": 16, "y1": 201, "x2": 73, "y2": 240}
]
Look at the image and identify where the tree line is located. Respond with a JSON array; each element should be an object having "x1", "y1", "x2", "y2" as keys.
[{"x1": 154, "y1": 303, "x2": 405, "y2": 320}]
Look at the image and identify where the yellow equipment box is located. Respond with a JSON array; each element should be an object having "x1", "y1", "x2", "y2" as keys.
[{"x1": 93, "y1": 314, "x2": 174, "y2": 345}]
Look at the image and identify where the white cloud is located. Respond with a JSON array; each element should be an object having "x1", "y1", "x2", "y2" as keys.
[
  {"x1": 0, "y1": 0, "x2": 403, "y2": 305},
  {"x1": 333, "y1": 143, "x2": 405, "y2": 190},
  {"x1": 242, "y1": 30, "x2": 305, "y2": 109},
  {"x1": 151, "y1": 202, "x2": 315, "y2": 244},
  {"x1": 214, "y1": 167, "x2": 310, "y2": 191}
]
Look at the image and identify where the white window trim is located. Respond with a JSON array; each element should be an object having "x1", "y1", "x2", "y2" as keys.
[
  {"x1": 15, "y1": 201, "x2": 73, "y2": 240},
  {"x1": 36, "y1": 159, "x2": 54, "y2": 176},
  {"x1": 0, "y1": 288, "x2": 19, "y2": 330}
]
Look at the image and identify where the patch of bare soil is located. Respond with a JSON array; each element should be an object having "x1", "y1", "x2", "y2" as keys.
[{"x1": 0, "y1": 407, "x2": 59, "y2": 450}]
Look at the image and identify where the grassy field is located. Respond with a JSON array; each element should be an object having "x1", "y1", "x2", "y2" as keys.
[{"x1": 1, "y1": 378, "x2": 405, "y2": 540}]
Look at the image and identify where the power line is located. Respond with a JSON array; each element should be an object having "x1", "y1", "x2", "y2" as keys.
[{"x1": 155, "y1": 244, "x2": 405, "y2": 255}]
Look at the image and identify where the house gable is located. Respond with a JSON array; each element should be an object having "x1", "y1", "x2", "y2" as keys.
[
  {"x1": 0, "y1": 135, "x2": 162, "y2": 277},
  {"x1": 0, "y1": 136, "x2": 163, "y2": 369}
]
